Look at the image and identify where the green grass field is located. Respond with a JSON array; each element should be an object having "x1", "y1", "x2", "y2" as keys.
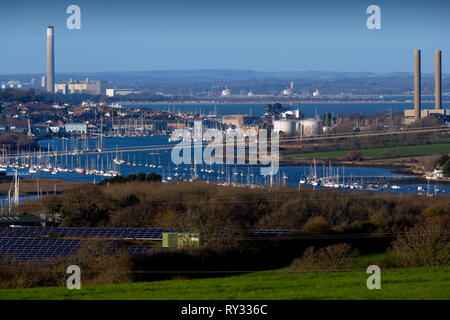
[
  {"x1": 283, "y1": 142, "x2": 450, "y2": 160},
  {"x1": 1, "y1": 266, "x2": 449, "y2": 300}
]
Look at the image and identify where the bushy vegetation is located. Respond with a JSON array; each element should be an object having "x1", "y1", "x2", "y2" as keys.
[
  {"x1": 0, "y1": 240, "x2": 131, "y2": 289},
  {"x1": 0, "y1": 255, "x2": 66, "y2": 289},
  {"x1": 98, "y1": 173, "x2": 162, "y2": 185},
  {"x1": 16, "y1": 182, "x2": 450, "y2": 233},
  {"x1": 0, "y1": 132, "x2": 40, "y2": 152},
  {"x1": 6, "y1": 182, "x2": 450, "y2": 289},
  {"x1": 302, "y1": 216, "x2": 331, "y2": 235},
  {"x1": 435, "y1": 154, "x2": 450, "y2": 177},
  {"x1": 386, "y1": 216, "x2": 450, "y2": 267},
  {"x1": 285, "y1": 243, "x2": 359, "y2": 272},
  {"x1": 339, "y1": 151, "x2": 363, "y2": 161}
]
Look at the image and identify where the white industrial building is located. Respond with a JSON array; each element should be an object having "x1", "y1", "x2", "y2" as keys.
[
  {"x1": 106, "y1": 88, "x2": 138, "y2": 97},
  {"x1": 273, "y1": 119, "x2": 323, "y2": 137},
  {"x1": 221, "y1": 88, "x2": 231, "y2": 96},
  {"x1": 54, "y1": 79, "x2": 107, "y2": 95},
  {"x1": 65, "y1": 123, "x2": 88, "y2": 134},
  {"x1": 280, "y1": 108, "x2": 301, "y2": 119},
  {"x1": 297, "y1": 119, "x2": 323, "y2": 137},
  {"x1": 273, "y1": 119, "x2": 297, "y2": 136}
]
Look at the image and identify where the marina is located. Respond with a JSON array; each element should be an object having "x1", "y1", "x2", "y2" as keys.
[
  {"x1": 123, "y1": 101, "x2": 450, "y2": 117},
  {"x1": 0, "y1": 135, "x2": 447, "y2": 198}
]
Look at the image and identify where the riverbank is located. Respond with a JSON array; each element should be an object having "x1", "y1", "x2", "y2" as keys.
[
  {"x1": 280, "y1": 157, "x2": 409, "y2": 169},
  {"x1": 0, "y1": 178, "x2": 88, "y2": 196}
]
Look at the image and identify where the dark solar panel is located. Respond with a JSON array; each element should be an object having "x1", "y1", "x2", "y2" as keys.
[
  {"x1": 0, "y1": 237, "x2": 82, "y2": 261},
  {"x1": 0, "y1": 226, "x2": 181, "y2": 240},
  {"x1": 127, "y1": 247, "x2": 167, "y2": 254},
  {"x1": 0, "y1": 226, "x2": 298, "y2": 261}
]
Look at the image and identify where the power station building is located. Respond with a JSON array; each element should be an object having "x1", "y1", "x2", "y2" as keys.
[
  {"x1": 44, "y1": 26, "x2": 107, "y2": 95},
  {"x1": 403, "y1": 49, "x2": 449, "y2": 124},
  {"x1": 55, "y1": 79, "x2": 107, "y2": 95}
]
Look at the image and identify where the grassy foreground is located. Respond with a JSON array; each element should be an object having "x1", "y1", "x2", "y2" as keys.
[{"x1": 1, "y1": 267, "x2": 449, "y2": 300}]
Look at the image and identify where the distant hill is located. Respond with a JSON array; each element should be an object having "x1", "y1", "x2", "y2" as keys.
[
  {"x1": 1, "y1": 69, "x2": 448, "y2": 83},
  {"x1": 1, "y1": 70, "x2": 448, "y2": 95}
]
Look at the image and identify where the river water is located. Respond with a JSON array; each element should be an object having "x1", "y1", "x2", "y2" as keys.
[
  {"x1": 123, "y1": 102, "x2": 450, "y2": 117},
  {"x1": 1, "y1": 135, "x2": 437, "y2": 195}
]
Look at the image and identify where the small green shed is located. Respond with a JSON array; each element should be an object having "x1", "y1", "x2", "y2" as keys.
[{"x1": 162, "y1": 232, "x2": 200, "y2": 248}]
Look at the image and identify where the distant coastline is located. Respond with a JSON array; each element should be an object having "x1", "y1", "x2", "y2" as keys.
[{"x1": 120, "y1": 100, "x2": 446, "y2": 105}]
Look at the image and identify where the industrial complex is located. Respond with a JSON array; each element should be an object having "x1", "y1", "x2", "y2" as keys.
[
  {"x1": 39, "y1": 26, "x2": 108, "y2": 96},
  {"x1": 403, "y1": 49, "x2": 449, "y2": 124}
]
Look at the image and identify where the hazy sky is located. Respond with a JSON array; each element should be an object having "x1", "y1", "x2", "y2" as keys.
[{"x1": 0, "y1": 0, "x2": 449, "y2": 74}]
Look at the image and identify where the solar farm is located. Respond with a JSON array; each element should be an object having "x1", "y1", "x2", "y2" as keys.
[
  {"x1": 0, "y1": 226, "x2": 295, "y2": 261},
  {"x1": 0, "y1": 226, "x2": 178, "y2": 240},
  {"x1": 0, "y1": 226, "x2": 178, "y2": 261}
]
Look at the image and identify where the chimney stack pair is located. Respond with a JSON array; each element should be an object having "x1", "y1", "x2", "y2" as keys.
[{"x1": 414, "y1": 49, "x2": 442, "y2": 121}]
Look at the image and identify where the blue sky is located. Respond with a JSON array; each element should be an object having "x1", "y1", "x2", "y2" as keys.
[{"x1": 0, "y1": 0, "x2": 449, "y2": 74}]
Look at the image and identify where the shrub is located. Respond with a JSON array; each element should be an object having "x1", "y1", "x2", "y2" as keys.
[
  {"x1": 443, "y1": 161, "x2": 450, "y2": 177},
  {"x1": 386, "y1": 217, "x2": 450, "y2": 267},
  {"x1": 422, "y1": 205, "x2": 447, "y2": 218},
  {"x1": 0, "y1": 239, "x2": 133, "y2": 289},
  {"x1": 60, "y1": 185, "x2": 113, "y2": 227},
  {"x1": 339, "y1": 151, "x2": 363, "y2": 161},
  {"x1": 0, "y1": 255, "x2": 67, "y2": 289},
  {"x1": 370, "y1": 211, "x2": 393, "y2": 232},
  {"x1": 73, "y1": 240, "x2": 132, "y2": 285},
  {"x1": 436, "y1": 154, "x2": 450, "y2": 167},
  {"x1": 303, "y1": 216, "x2": 330, "y2": 235},
  {"x1": 99, "y1": 172, "x2": 162, "y2": 185},
  {"x1": 285, "y1": 243, "x2": 359, "y2": 272}
]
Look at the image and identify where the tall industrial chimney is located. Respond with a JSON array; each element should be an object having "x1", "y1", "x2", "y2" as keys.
[
  {"x1": 46, "y1": 26, "x2": 54, "y2": 93},
  {"x1": 414, "y1": 50, "x2": 421, "y2": 121},
  {"x1": 435, "y1": 50, "x2": 442, "y2": 110}
]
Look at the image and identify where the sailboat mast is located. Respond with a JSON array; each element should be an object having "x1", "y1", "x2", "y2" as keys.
[{"x1": 13, "y1": 170, "x2": 19, "y2": 207}]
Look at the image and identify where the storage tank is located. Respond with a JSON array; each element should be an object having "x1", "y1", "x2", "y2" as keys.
[
  {"x1": 298, "y1": 119, "x2": 323, "y2": 137},
  {"x1": 273, "y1": 119, "x2": 296, "y2": 136}
]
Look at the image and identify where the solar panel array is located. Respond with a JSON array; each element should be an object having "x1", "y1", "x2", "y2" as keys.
[
  {"x1": 251, "y1": 230, "x2": 297, "y2": 237},
  {"x1": 0, "y1": 226, "x2": 179, "y2": 240},
  {"x1": 127, "y1": 247, "x2": 165, "y2": 255},
  {"x1": 0, "y1": 226, "x2": 297, "y2": 261},
  {"x1": 0, "y1": 227, "x2": 296, "y2": 240},
  {"x1": 0, "y1": 237, "x2": 81, "y2": 261}
]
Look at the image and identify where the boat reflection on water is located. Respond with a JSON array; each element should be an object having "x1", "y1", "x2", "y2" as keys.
[{"x1": 0, "y1": 135, "x2": 445, "y2": 195}]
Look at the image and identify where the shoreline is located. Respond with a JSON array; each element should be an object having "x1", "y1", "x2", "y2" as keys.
[
  {"x1": 119, "y1": 100, "x2": 447, "y2": 106},
  {"x1": 0, "y1": 178, "x2": 88, "y2": 196}
]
